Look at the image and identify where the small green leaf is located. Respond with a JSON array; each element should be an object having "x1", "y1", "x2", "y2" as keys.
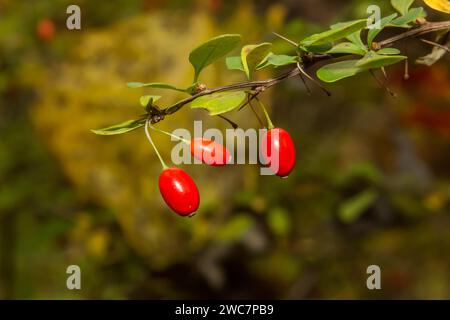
[
  {"x1": 391, "y1": 7, "x2": 426, "y2": 27},
  {"x1": 338, "y1": 189, "x2": 377, "y2": 223},
  {"x1": 391, "y1": 0, "x2": 415, "y2": 15},
  {"x1": 300, "y1": 19, "x2": 367, "y2": 48},
  {"x1": 317, "y1": 60, "x2": 364, "y2": 83},
  {"x1": 241, "y1": 43, "x2": 273, "y2": 79},
  {"x1": 126, "y1": 82, "x2": 186, "y2": 92},
  {"x1": 327, "y1": 42, "x2": 367, "y2": 55},
  {"x1": 377, "y1": 47, "x2": 401, "y2": 55},
  {"x1": 267, "y1": 208, "x2": 291, "y2": 236},
  {"x1": 189, "y1": 34, "x2": 242, "y2": 82},
  {"x1": 346, "y1": 30, "x2": 366, "y2": 50},
  {"x1": 190, "y1": 91, "x2": 247, "y2": 115},
  {"x1": 91, "y1": 118, "x2": 146, "y2": 136},
  {"x1": 367, "y1": 13, "x2": 398, "y2": 46},
  {"x1": 302, "y1": 42, "x2": 333, "y2": 53},
  {"x1": 216, "y1": 214, "x2": 253, "y2": 242},
  {"x1": 335, "y1": 161, "x2": 383, "y2": 185},
  {"x1": 226, "y1": 56, "x2": 244, "y2": 71},
  {"x1": 139, "y1": 95, "x2": 161, "y2": 107},
  {"x1": 264, "y1": 54, "x2": 298, "y2": 67},
  {"x1": 356, "y1": 51, "x2": 407, "y2": 69}
]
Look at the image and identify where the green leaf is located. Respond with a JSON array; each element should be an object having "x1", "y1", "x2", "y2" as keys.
[
  {"x1": 338, "y1": 189, "x2": 377, "y2": 223},
  {"x1": 300, "y1": 19, "x2": 367, "y2": 48},
  {"x1": 391, "y1": 7, "x2": 426, "y2": 27},
  {"x1": 226, "y1": 56, "x2": 244, "y2": 71},
  {"x1": 356, "y1": 51, "x2": 407, "y2": 69},
  {"x1": 327, "y1": 42, "x2": 367, "y2": 55},
  {"x1": 139, "y1": 95, "x2": 161, "y2": 108},
  {"x1": 91, "y1": 118, "x2": 146, "y2": 136},
  {"x1": 126, "y1": 82, "x2": 186, "y2": 92},
  {"x1": 189, "y1": 34, "x2": 242, "y2": 82},
  {"x1": 241, "y1": 43, "x2": 273, "y2": 79},
  {"x1": 216, "y1": 214, "x2": 253, "y2": 242},
  {"x1": 367, "y1": 13, "x2": 398, "y2": 46},
  {"x1": 267, "y1": 208, "x2": 291, "y2": 236},
  {"x1": 190, "y1": 91, "x2": 247, "y2": 115},
  {"x1": 316, "y1": 60, "x2": 364, "y2": 83},
  {"x1": 391, "y1": 0, "x2": 415, "y2": 15},
  {"x1": 301, "y1": 42, "x2": 333, "y2": 53},
  {"x1": 377, "y1": 47, "x2": 401, "y2": 55},
  {"x1": 264, "y1": 54, "x2": 298, "y2": 67},
  {"x1": 335, "y1": 161, "x2": 383, "y2": 185},
  {"x1": 346, "y1": 30, "x2": 366, "y2": 50}
]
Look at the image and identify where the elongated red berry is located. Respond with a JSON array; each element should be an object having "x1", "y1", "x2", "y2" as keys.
[
  {"x1": 190, "y1": 138, "x2": 231, "y2": 166},
  {"x1": 261, "y1": 128, "x2": 296, "y2": 177},
  {"x1": 159, "y1": 168, "x2": 200, "y2": 216}
]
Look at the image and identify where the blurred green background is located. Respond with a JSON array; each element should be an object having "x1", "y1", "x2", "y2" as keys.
[{"x1": 0, "y1": 0, "x2": 449, "y2": 299}]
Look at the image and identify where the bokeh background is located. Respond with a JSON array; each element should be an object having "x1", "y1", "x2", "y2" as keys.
[{"x1": 0, "y1": 0, "x2": 449, "y2": 299}]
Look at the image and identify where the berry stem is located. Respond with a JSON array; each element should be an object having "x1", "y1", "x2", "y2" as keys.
[
  {"x1": 255, "y1": 97, "x2": 274, "y2": 130},
  {"x1": 247, "y1": 97, "x2": 265, "y2": 128},
  {"x1": 149, "y1": 124, "x2": 191, "y2": 145},
  {"x1": 145, "y1": 118, "x2": 169, "y2": 170}
]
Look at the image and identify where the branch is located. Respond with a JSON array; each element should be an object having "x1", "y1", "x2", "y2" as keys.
[
  {"x1": 164, "y1": 68, "x2": 302, "y2": 115},
  {"x1": 420, "y1": 38, "x2": 450, "y2": 53},
  {"x1": 378, "y1": 21, "x2": 450, "y2": 47},
  {"x1": 161, "y1": 20, "x2": 450, "y2": 117}
]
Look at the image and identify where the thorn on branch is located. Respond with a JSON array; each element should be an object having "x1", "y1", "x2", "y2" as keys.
[
  {"x1": 420, "y1": 38, "x2": 450, "y2": 53},
  {"x1": 248, "y1": 98, "x2": 265, "y2": 128},
  {"x1": 238, "y1": 92, "x2": 259, "y2": 111},
  {"x1": 302, "y1": 53, "x2": 332, "y2": 67},
  {"x1": 369, "y1": 69, "x2": 396, "y2": 97},
  {"x1": 298, "y1": 73, "x2": 312, "y2": 96},
  {"x1": 217, "y1": 115, "x2": 239, "y2": 129},
  {"x1": 272, "y1": 32, "x2": 299, "y2": 47},
  {"x1": 381, "y1": 67, "x2": 388, "y2": 80},
  {"x1": 296, "y1": 62, "x2": 331, "y2": 97}
]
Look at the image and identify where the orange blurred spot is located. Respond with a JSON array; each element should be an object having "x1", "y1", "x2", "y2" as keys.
[
  {"x1": 403, "y1": 104, "x2": 450, "y2": 137},
  {"x1": 392, "y1": 66, "x2": 450, "y2": 99},
  {"x1": 36, "y1": 18, "x2": 55, "y2": 42}
]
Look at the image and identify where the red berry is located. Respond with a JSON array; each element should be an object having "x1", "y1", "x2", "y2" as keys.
[
  {"x1": 36, "y1": 18, "x2": 55, "y2": 42},
  {"x1": 159, "y1": 168, "x2": 200, "y2": 216},
  {"x1": 261, "y1": 128, "x2": 296, "y2": 177},
  {"x1": 190, "y1": 138, "x2": 231, "y2": 166}
]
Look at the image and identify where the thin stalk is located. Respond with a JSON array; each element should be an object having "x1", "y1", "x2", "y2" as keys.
[
  {"x1": 149, "y1": 124, "x2": 191, "y2": 144},
  {"x1": 247, "y1": 96, "x2": 265, "y2": 128},
  {"x1": 145, "y1": 118, "x2": 168, "y2": 169},
  {"x1": 404, "y1": 58, "x2": 410, "y2": 80},
  {"x1": 404, "y1": 41, "x2": 410, "y2": 80},
  {"x1": 255, "y1": 97, "x2": 274, "y2": 130}
]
